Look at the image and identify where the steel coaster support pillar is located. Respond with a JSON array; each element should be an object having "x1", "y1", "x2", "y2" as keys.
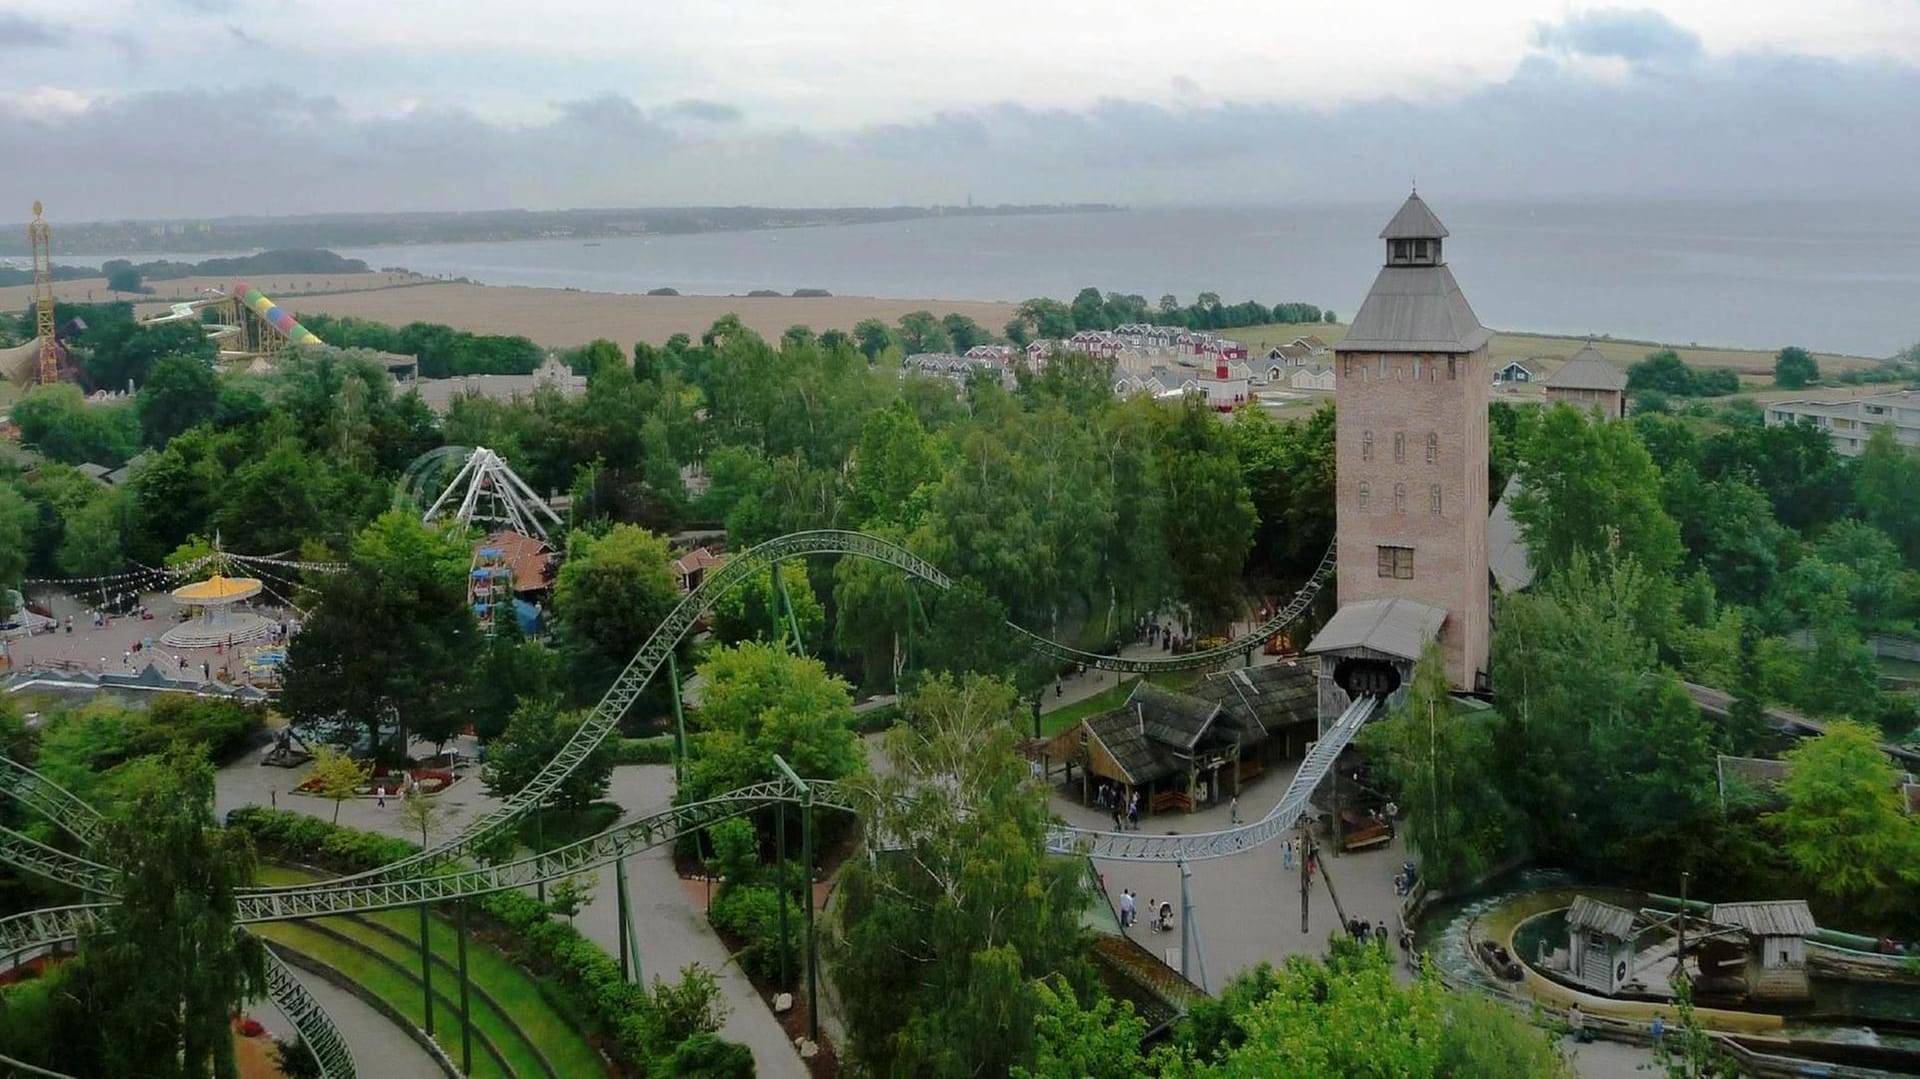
[
  {"x1": 457, "y1": 902, "x2": 473, "y2": 1075},
  {"x1": 772, "y1": 560, "x2": 806, "y2": 656},
  {"x1": 419, "y1": 904, "x2": 435, "y2": 1037},
  {"x1": 776, "y1": 804, "x2": 790, "y2": 988},
  {"x1": 616, "y1": 855, "x2": 640, "y2": 984},
  {"x1": 1178, "y1": 860, "x2": 1208, "y2": 993},
  {"x1": 668, "y1": 651, "x2": 688, "y2": 788},
  {"x1": 773, "y1": 755, "x2": 818, "y2": 1042},
  {"x1": 534, "y1": 803, "x2": 546, "y2": 904}
]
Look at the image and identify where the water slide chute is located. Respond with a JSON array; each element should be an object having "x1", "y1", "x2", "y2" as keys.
[{"x1": 233, "y1": 282, "x2": 324, "y2": 347}]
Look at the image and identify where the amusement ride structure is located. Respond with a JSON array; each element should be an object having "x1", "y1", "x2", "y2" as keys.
[{"x1": 0, "y1": 529, "x2": 1358, "y2": 1079}]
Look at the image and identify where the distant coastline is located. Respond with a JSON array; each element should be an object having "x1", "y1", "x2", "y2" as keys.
[{"x1": 1, "y1": 203, "x2": 1126, "y2": 260}]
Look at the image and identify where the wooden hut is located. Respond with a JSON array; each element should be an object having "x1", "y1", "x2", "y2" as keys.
[
  {"x1": 1068, "y1": 681, "x2": 1257, "y2": 816},
  {"x1": 1565, "y1": 896, "x2": 1638, "y2": 994},
  {"x1": 1709, "y1": 901, "x2": 1816, "y2": 1002}
]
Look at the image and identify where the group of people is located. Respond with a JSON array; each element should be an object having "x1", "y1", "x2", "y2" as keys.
[
  {"x1": 1096, "y1": 782, "x2": 1142, "y2": 830},
  {"x1": 1134, "y1": 617, "x2": 1194, "y2": 655},
  {"x1": 1116, "y1": 889, "x2": 1176, "y2": 934}
]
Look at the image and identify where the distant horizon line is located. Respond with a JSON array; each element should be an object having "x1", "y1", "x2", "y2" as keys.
[{"x1": 16, "y1": 192, "x2": 1920, "y2": 230}]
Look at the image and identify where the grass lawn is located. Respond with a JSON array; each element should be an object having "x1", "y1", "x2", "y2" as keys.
[
  {"x1": 1038, "y1": 670, "x2": 1199, "y2": 737},
  {"x1": 252, "y1": 919, "x2": 512, "y2": 1079},
  {"x1": 256, "y1": 865, "x2": 602, "y2": 1078}
]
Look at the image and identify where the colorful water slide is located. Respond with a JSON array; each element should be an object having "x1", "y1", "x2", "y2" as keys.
[{"x1": 234, "y1": 281, "x2": 324, "y2": 347}]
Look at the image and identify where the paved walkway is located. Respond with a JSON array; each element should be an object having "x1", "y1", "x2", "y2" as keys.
[
  {"x1": 215, "y1": 754, "x2": 806, "y2": 1078},
  {"x1": 248, "y1": 970, "x2": 442, "y2": 1079}
]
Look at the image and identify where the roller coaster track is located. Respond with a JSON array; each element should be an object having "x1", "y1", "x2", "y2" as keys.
[
  {"x1": 0, "y1": 691, "x2": 1380, "y2": 963},
  {"x1": 0, "y1": 758, "x2": 355, "y2": 1079},
  {"x1": 249, "y1": 530, "x2": 1336, "y2": 900},
  {"x1": 0, "y1": 529, "x2": 1351, "y2": 1012}
]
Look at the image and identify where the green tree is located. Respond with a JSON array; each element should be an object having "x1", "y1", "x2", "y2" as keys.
[
  {"x1": 848, "y1": 403, "x2": 943, "y2": 526},
  {"x1": 896, "y1": 310, "x2": 953, "y2": 354},
  {"x1": 54, "y1": 489, "x2": 125, "y2": 577},
  {"x1": 1156, "y1": 945, "x2": 1569, "y2": 1078},
  {"x1": 1772, "y1": 346, "x2": 1819, "y2": 388},
  {"x1": 552, "y1": 524, "x2": 680, "y2": 686},
  {"x1": 9, "y1": 383, "x2": 140, "y2": 465},
  {"x1": 80, "y1": 318, "x2": 214, "y2": 390},
  {"x1": 831, "y1": 674, "x2": 1091, "y2": 1077},
  {"x1": 941, "y1": 313, "x2": 989, "y2": 352},
  {"x1": 1359, "y1": 642, "x2": 1516, "y2": 889},
  {"x1": 681, "y1": 642, "x2": 863, "y2": 805},
  {"x1": 308, "y1": 745, "x2": 366, "y2": 824},
  {"x1": 105, "y1": 264, "x2": 144, "y2": 294},
  {"x1": 69, "y1": 750, "x2": 267, "y2": 1078},
  {"x1": 1512, "y1": 402, "x2": 1681, "y2": 596},
  {"x1": 1856, "y1": 426, "x2": 1920, "y2": 566},
  {"x1": 279, "y1": 512, "x2": 478, "y2": 756},
  {"x1": 482, "y1": 698, "x2": 615, "y2": 812},
  {"x1": 0, "y1": 484, "x2": 33, "y2": 597},
  {"x1": 709, "y1": 563, "x2": 826, "y2": 650},
  {"x1": 1155, "y1": 397, "x2": 1256, "y2": 626},
  {"x1": 852, "y1": 318, "x2": 897, "y2": 360},
  {"x1": 1013, "y1": 975, "x2": 1147, "y2": 1079},
  {"x1": 136, "y1": 353, "x2": 220, "y2": 446},
  {"x1": 1767, "y1": 720, "x2": 1920, "y2": 917}
]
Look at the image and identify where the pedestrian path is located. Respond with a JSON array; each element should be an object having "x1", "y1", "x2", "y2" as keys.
[{"x1": 214, "y1": 757, "x2": 806, "y2": 1078}]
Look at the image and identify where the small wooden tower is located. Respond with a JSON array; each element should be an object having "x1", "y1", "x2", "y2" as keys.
[
  {"x1": 1709, "y1": 901, "x2": 1815, "y2": 1002},
  {"x1": 1565, "y1": 896, "x2": 1638, "y2": 994}
]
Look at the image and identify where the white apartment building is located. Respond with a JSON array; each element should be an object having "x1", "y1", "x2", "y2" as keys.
[{"x1": 1765, "y1": 390, "x2": 1920, "y2": 456}]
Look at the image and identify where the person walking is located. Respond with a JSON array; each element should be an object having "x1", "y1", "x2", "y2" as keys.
[
  {"x1": 1127, "y1": 793, "x2": 1140, "y2": 831},
  {"x1": 1229, "y1": 795, "x2": 1241, "y2": 825},
  {"x1": 1120, "y1": 889, "x2": 1136, "y2": 928},
  {"x1": 376, "y1": 787, "x2": 386, "y2": 809},
  {"x1": 1282, "y1": 837, "x2": 1295, "y2": 870},
  {"x1": 1111, "y1": 802, "x2": 1123, "y2": 831}
]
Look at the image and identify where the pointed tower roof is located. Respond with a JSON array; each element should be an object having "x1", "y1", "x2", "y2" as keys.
[
  {"x1": 1338, "y1": 193, "x2": 1489, "y2": 354},
  {"x1": 1544, "y1": 340, "x2": 1628, "y2": 392},
  {"x1": 1380, "y1": 191, "x2": 1449, "y2": 240}
]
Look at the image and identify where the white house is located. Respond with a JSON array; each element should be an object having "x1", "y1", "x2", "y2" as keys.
[{"x1": 1289, "y1": 364, "x2": 1335, "y2": 392}]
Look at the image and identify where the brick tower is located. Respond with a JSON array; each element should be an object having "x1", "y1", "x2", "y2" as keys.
[{"x1": 1308, "y1": 193, "x2": 1490, "y2": 700}]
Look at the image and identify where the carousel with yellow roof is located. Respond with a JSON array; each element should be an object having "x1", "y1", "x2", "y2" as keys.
[{"x1": 161, "y1": 570, "x2": 275, "y2": 648}]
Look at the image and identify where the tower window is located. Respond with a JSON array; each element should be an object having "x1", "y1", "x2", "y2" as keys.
[
  {"x1": 1390, "y1": 239, "x2": 1412, "y2": 264},
  {"x1": 1426, "y1": 433, "x2": 1438, "y2": 464},
  {"x1": 1412, "y1": 357, "x2": 1423, "y2": 379},
  {"x1": 1362, "y1": 431, "x2": 1374, "y2": 462},
  {"x1": 1430, "y1": 484, "x2": 1442, "y2": 515},
  {"x1": 1377, "y1": 545, "x2": 1414, "y2": 579},
  {"x1": 1393, "y1": 483, "x2": 1406, "y2": 513},
  {"x1": 1393, "y1": 432, "x2": 1406, "y2": 463},
  {"x1": 1447, "y1": 356, "x2": 1457, "y2": 380},
  {"x1": 1344, "y1": 357, "x2": 1354, "y2": 378},
  {"x1": 1358, "y1": 481, "x2": 1371, "y2": 511},
  {"x1": 1413, "y1": 239, "x2": 1430, "y2": 261}
]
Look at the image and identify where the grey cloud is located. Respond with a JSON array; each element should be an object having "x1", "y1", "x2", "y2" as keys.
[
  {"x1": 227, "y1": 24, "x2": 264, "y2": 48},
  {"x1": 665, "y1": 98, "x2": 743, "y2": 124},
  {"x1": 0, "y1": 12, "x2": 68, "y2": 48},
  {"x1": 7, "y1": 42, "x2": 1920, "y2": 218},
  {"x1": 1533, "y1": 8, "x2": 1701, "y2": 62}
]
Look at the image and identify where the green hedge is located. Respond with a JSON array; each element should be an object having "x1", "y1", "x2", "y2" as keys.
[
  {"x1": 227, "y1": 807, "x2": 745, "y2": 1076},
  {"x1": 611, "y1": 735, "x2": 678, "y2": 766}
]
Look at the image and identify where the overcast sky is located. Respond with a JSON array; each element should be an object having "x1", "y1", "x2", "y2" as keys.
[{"x1": 4, "y1": 1, "x2": 1920, "y2": 219}]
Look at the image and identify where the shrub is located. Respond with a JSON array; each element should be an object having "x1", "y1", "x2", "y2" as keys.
[
  {"x1": 612, "y1": 735, "x2": 678, "y2": 765},
  {"x1": 647, "y1": 287, "x2": 680, "y2": 297},
  {"x1": 790, "y1": 288, "x2": 832, "y2": 298},
  {"x1": 667, "y1": 1032, "x2": 755, "y2": 1078},
  {"x1": 708, "y1": 884, "x2": 798, "y2": 982}
]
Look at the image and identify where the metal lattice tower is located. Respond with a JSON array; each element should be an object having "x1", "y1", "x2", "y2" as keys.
[
  {"x1": 422, "y1": 447, "x2": 561, "y2": 541},
  {"x1": 29, "y1": 201, "x2": 57, "y2": 385}
]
